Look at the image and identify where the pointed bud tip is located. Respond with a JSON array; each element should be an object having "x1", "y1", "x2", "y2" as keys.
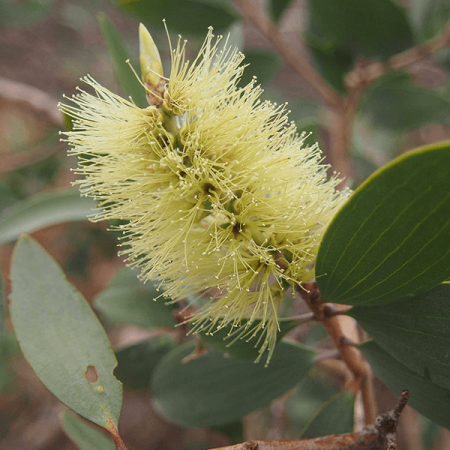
[{"x1": 139, "y1": 23, "x2": 163, "y2": 87}]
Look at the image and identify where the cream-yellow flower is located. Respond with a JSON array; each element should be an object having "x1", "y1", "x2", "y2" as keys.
[{"x1": 59, "y1": 24, "x2": 350, "y2": 363}]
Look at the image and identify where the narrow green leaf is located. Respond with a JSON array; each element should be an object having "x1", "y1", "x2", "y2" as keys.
[
  {"x1": 199, "y1": 318, "x2": 297, "y2": 360},
  {"x1": 301, "y1": 390, "x2": 355, "y2": 439},
  {"x1": 239, "y1": 49, "x2": 281, "y2": 87},
  {"x1": 316, "y1": 142, "x2": 450, "y2": 306},
  {"x1": 10, "y1": 236, "x2": 122, "y2": 429},
  {"x1": 348, "y1": 283, "x2": 450, "y2": 390},
  {"x1": 307, "y1": 0, "x2": 414, "y2": 59},
  {"x1": 94, "y1": 267, "x2": 176, "y2": 329},
  {"x1": 362, "y1": 75, "x2": 450, "y2": 131},
  {"x1": 60, "y1": 411, "x2": 115, "y2": 450},
  {"x1": 152, "y1": 340, "x2": 316, "y2": 427},
  {"x1": 119, "y1": 0, "x2": 239, "y2": 37},
  {"x1": 360, "y1": 340, "x2": 450, "y2": 430},
  {"x1": 0, "y1": 189, "x2": 97, "y2": 245},
  {"x1": 114, "y1": 335, "x2": 175, "y2": 390},
  {"x1": 409, "y1": 0, "x2": 450, "y2": 42},
  {"x1": 270, "y1": 0, "x2": 294, "y2": 22},
  {"x1": 98, "y1": 14, "x2": 147, "y2": 108}
]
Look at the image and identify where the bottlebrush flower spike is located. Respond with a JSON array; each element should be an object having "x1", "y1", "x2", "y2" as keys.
[{"x1": 59, "y1": 23, "x2": 351, "y2": 364}]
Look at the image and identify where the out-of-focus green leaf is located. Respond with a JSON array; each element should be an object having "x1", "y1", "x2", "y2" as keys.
[
  {"x1": 296, "y1": 119, "x2": 320, "y2": 148},
  {"x1": 362, "y1": 75, "x2": 450, "y2": 131},
  {"x1": 118, "y1": 0, "x2": 239, "y2": 37},
  {"x1": 0, "y1": 0, "x2": 52, "y2": 27},
  {"x1": 286, "y1": 369, "x2": 340, "y2": 431},
  {"x1": 409, "y1": 0, "x2": 450, "y2": 42},
  {"x1": 0, "y1": 332, "x2": 20, "y2": 392},
  {"x1": 198, "y1": 318, "x2": 298, "y2": 360},
  {"x1": 0, "y1": 264, "x2": 4, "y2": 345},
  {"x1": 0, "y1": 189, "x2": 96, "y2": 245},
  {"x1": 306, "y1": 42, "x2": 354, "y2": 94},
  {"x1": 10, "y1": 236, "x2": 122, "y2": 429},
  {"x1": 270, "y1": 0, "x2": 294, "y2": 23},
  {"x1": 114, "y1": 335, "x2": 175, "y2": 389},
  {"x1": 152, "y1": 340, "x2": 316, "y2": 427},
  {"x1": 316, "y1": 142, "x2": 450, "y2": 306},
  {"x1": 360, "y1": 340, "x2": 450, "y2": 430},
  {"x1": 60, "y1": 411, "x2": 115, "y2": 450},
  {"x1": 98, "y1": 14, "x2": 147, "y2": 108},
  {"x1": 348, "y1": 283, "x2": 450, "y2": 390},
  {"x1": 239, "y1": 49, "x2": 281, "y2": 87},
  {"x1": 212, "y1": 421, "x2": 243, "y2": 445},
  {"x1": 307, "y1": 0, "x2": 414, "y2": 59},
  {"x1": 94, "y1": 267, "x2": 176, "y2": 329},
  {"x1": 301, "y1": 390, "x2": 354, "y2": 439}
]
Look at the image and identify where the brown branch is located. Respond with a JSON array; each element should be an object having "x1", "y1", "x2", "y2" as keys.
[
  {"x1": 298, "y1": 283, "x2": 377, "y2": 425},
  {"x1": 208, "y1": 391, "x2": 409, "y2": 450},
  {"x1": 233, "y1": 0, "x2": 342, "y2": 108},
  {"x1": 346, "y1": 26, "x2": 450, "y2": 90},
  {"x1": 0, "y1": 76, "x2": 63, "y2": 127}
]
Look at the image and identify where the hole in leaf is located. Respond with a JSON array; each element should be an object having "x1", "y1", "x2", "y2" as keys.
[{"x1": 85, "y1": 365, "x2": 98, "y2": 383}]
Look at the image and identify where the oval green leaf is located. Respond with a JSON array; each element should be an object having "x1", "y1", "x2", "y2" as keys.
[
  {"x1": 94, "y1": 267, "x2": 176, "y2": 329},
  {"x1": 60, "y1": 411, "x2": 115, "y2": 450},
  {"x1": 301, "y1": 390, "x2": 355, "y2": 439},
  {"x1": 409, "y1": 0, "x2": 450, "y2": 42},
  {"x1": 0, "y1": 189, "x2": 97, "y2": 244},
  {"x1": 152, "y1": 340, "x2": 316, "y2": 427},
  {"x1": 10, "y1": 236, "x2": 122, "y2": 428},
  {"x1": 238, "y1": 49, "x2": 281, "y2": 88},
  {"x1": 115, "y1": 335, "x2": 175, "y2": 390},
  {"x1": 348, "y1": 283, "x2": 450, "y2": 390},
  {"x1": 316, "y1": 142, "x2": 450, "y2": 306},
  {"x1": 360, "y1": 340, "x2": 450, "y2": 430},
  {"x1": 199, "y1": 318, "x2": 298, "y2": 360},
  {"x1": 98, "y1": 14, "x2": 147, "y2": 109},
  {"x1": 362, "y1": 75, "x2": 450, "y2": 131},
  {"x1": 307, "y1": 0, "x2": 414, "y2": 59},
  {"x1": 119, "y1": 0, "x2": 239, "y2": 37}
]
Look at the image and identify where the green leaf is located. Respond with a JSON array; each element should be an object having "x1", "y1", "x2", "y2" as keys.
[
  {"x1": 0, "y1": 189, "x2": 97, "y2": 245},
  {"x1": 118, "y1": 0, "x2": 239, "y2": 38},
  {"x1": 10, "y1": 236, "x2": 122, "y2": 429},
  {"x1": 199, "y1": 318, "x2": 298, "y2": 360},
  {"x1": 306, "y1": 41, "x2": 354, "y2": 94},
  {"x1": 269, "y1": 0, "x2": 294, "y2": 23},
  {"x1": 0, "y1": 264, "x2": 5, "y2": 345},
  {"x1": 286, "y1": 368, "x2": 343, "y2": 431},
  {"x1": 301, "y1": 390, "x2": 355, "y2": 439},
  {"x1": 152, "y1": 340, "x2": 316, "y2": 427},
  {"x1": 409, "y1": 0, "x2": 450, "y2": 42},
  {"x1": 362, "y1": 75, "x2": 450, "y2": 131},
  {"x1": 114, "y1": 335, "x2": 175, "y2": 390},
  {"x1": 360, "y1": 340, "x2": 450, "y2": 430},
  {"x1": 60, "y1": 411, "x2": 115, "y2": 450},
  {"x1": 0, "y1": 0, "x2": 52, "y2": 27},
  {"x1": 316, "y1": 142, "x2": 450, "y2": 306},
  {"x1": 98, "y1": 14, "x2": 147, "y2": 109},
  {"x1": 307, "y1": 0, "x2": 414, "y2": 60},
  {"x1": 94, "y1": 267, "x2": 176, "y2": 329},
  {"x1": 348, "y1": 283, "x2": 450, "y2": 390},
  {"x1": 239, "y1": 49, "x2": 281, "y2": 87}
]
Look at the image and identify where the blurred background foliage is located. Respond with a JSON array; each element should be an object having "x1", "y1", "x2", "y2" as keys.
[{"x1": 1, "y1": 0, "x2": 450, "y2": 449}]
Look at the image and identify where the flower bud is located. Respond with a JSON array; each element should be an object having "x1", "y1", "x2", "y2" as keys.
[{"x1": 139, "y1": 23, "x2": 164, "y2": 106}]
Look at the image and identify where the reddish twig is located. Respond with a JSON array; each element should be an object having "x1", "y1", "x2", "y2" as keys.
[
  {"x1": 298, "y1": 283, "x2": 377, "y2": 425},
  {"x1": 233, "y1": 0, "x2": 342, "y2": 108},
  {"x1": 209, "y1": 391, "x2": 409, "y2": 450}
]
